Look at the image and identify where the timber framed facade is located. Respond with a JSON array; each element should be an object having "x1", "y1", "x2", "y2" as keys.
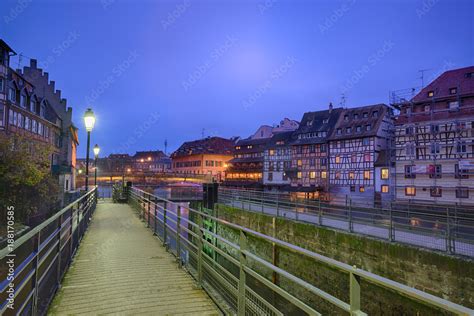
[
  {"x1": 394, "y1": 66, "x2": 474, "y2": 205},
  {"x1": 263, "y1": 131, "x2": 294, "y2": 190},
  {"x1": 289, "y1": 105, "x2": 342, "y2": 200},
  {"x1": 328, "y1": 104, "x2": 394, "y2": 205}
]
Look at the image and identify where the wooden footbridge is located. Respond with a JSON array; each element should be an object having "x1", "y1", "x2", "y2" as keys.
[{"x1": 1, "y1": 187, "x2": 473, "y2": 315}]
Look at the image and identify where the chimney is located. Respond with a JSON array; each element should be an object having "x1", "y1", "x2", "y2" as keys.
[
  {"x1": 329, "y1": 102, "x2": 333, "y2": 113},
  {"x1": 30, "y1": 59, "x2": 37, "y2": 68}
]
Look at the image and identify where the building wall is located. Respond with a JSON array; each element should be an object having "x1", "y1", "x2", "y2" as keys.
[
  {"x1": 263, "y1": 147, "x2": 292, "y2": 187},
  {"x1": 172, "y1": 153, "x2": 232, "y2": 180}
]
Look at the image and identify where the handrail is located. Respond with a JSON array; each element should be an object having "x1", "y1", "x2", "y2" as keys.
[
  {"x1": 0, "y1": 187, "x2": 98, "y2": 316},
  {"x1": 129, "y1": 186, "x2": 474, "y2": 315}
]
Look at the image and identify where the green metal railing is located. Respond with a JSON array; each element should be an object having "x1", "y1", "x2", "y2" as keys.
[
  {"x1": 0, "y1": 187, "x2": 98, "y2": 316},
  {"x1": 127, "y1": 186, "x2": 473, "y2": 315}
]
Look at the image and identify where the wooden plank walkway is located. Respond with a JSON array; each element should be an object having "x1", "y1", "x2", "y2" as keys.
[{"x1": 49, "y1": 202, "x2": 220, "y2": 315}]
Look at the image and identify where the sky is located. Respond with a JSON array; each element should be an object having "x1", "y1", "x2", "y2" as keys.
[{"x1": 1, "y1": 0, "x2": 473, "y2": 157}]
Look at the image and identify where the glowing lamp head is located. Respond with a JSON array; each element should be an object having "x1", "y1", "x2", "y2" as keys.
[
  {"x1": 127, "y1": 168, "x2": 131, "y2": 172},
  {"x1": 93, "y1": 144, "x2": 100, "y2": 158},
  {"x1": 83, "y1": 108, "x2": 96, "y2": 132},
  {"x1": 147, "y1": 157, "x2": 152, "y2": 161}
]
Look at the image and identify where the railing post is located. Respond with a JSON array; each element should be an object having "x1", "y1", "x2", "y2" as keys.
[
  {"x1": 318, "y1": 197, "x2": 322, "y2": 226},
  {"x1": 177, "y1": 205, "x2": 181, "y2": 265},
  {"x1": 197, "y1": 212, "x2": 203, "y2": 287},
  {"x1": 276, "y1": 192, "x2": 280, "y2": 217},
  {"x1": 261, "y1": 190, "x2": 264, "y2": 213},
  {"x1": 350, "y1": 268, "x2": 363, "y2": 315},
  {"x1": 349, "y1": 198, "x2": 353, "y2": 232},
  {"x1": 56, "y1": 214, "x2": 62, "y2": 287},
  {"x1": 147, "y1": 195, "x2": 151, "y2": 228},
  {"x1": 389, "y1": 202, "x2": 394, "y2": 242},
  {"x1": 163, "y1": 201, "x2": 168, "y2": 247},
  {"x1": 153, "y1": 202, "x2": 158, "y2": 236},
  {"x1": 32, "y1": 230, "x2": 41, "y2": 315},
  {"x1": 446, "y1": 207, "x2": 452, "y2": 254},
  {"x1": 238, "y1": 229, "x2": 247, "y2": 316}
]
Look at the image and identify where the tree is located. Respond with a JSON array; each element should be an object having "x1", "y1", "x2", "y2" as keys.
[{"x1": 0, "y1": 133, "x2": 60, "y2": 226}]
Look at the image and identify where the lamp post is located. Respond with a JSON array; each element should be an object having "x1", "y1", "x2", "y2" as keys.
[
  {"x1": 84, "y1": 108, "x2": 96, "y2": 191},
  {"x1": 93, "y1": 144, "x2": 100, "y2": 187}
]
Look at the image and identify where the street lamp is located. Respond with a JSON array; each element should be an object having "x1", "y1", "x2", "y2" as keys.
[
  {"x1": 84, "y1": 108, "x2": 96, "y2": 191},
  {"x1": 93, "y1": 144, "x2": 100, "y2": 187}
]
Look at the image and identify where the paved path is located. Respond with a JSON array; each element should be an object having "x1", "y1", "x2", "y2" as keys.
[{"x1": 49, "y1": 202, "x2": 220, "y2": 315}]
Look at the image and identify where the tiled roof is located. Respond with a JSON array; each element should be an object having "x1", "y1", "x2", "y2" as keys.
[
  {"x1": 133, "y1": 150, "x2": 167, "y2": 159},
  {"x1": 329, "y1": 104, "x2": 389, "y2": 140},
  {"x1": 412, "y1": 66, "x2": 474, "y2": 103},
  {"x1": 171, "y1": 137, "x2": 235, "y2": 158},
  {"x1": 291, "y1": 108, "x2": 342, "y2": 145},
  {"x1": 266, "y1": 131, "x2": 294, "y2": 147}
]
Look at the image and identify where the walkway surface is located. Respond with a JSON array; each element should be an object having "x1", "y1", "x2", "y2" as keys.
[{"x1": 49, "y1": 202, "x2": 220, "y2": 315}]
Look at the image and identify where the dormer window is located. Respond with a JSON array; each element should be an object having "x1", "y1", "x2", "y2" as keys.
[
  {"x1": 354, "y1": 114, "x2": 359, "y2": 119},
  {"x1": 307, "y1": 120, "x2": 313, "y2": 127},
  {"x1": 424, "y1": 105, "x2": 430, "y2": 112},
  {"x1": 323, "y1": 118, "x2": 328, "y2": 124},
  {"x1": 356, "y1": 126, "x2": 361, "y2": 133},
  {"x1": 363, "y1": 112, "x2": 368, "y2": 118},
  {"x1": 449, "y1": 87, "x2": 457, "y2": 95},
  {"x1": 372, "y1": 111, "x2": 378, "y2": 118},
  {"x1": 346, "y1": 127, "x2": 351, "y2": 134},
  {"x1": 427, "y1": 91, "x2": 434, "y2": 97},
  {"x1": 344, "y1": 115, "x2": 349, "y2": 121},
  {"x1": 40, "y1": 104, "x2": 46, "y2": 118},
  {"x1": 465, "y1": 72, "x2": 474, "y2": 78},
  {"x1": 20, "y1": 93, "x2": 27, "y2": 108},
  {"x1": 336, "y1": 128, "x2": 342, "y2": 135},
  {"x1": 366, "y1": 124, "x2": 371, "y2": 131}
]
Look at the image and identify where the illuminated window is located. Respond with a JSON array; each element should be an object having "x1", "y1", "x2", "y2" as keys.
[
  {"x1": 297, "y1": 159, "x2": 302, "y2": 167},
  {"x1": 335, "y1": 171, "x2": 341, "y2": 180},
  {"x1": 381, "y1": 185, "x2": 389, "y2": 193},
  {"x1": 309, "y1": 171, "x2": 316, "y2": 179},
  {"x1": 297, "y1": 171, "x2": 302, "y2": 179},
  {"x1": 359, "y1": 186, "x2": 365, "y2": 193},
  {"x1": 335, "y1": 156, "x2": 341, "y2": 163},
  {"x1": 405, "y1": 186, "x2": 416, "y2": 196},
  {"x1": 321, "y1": 171, "x2": 327, "y2": 179},
  {"x1": 381, "y1": 168, "x2": 389, "y2": 180},
  {"x1": 349, "y1": 172, "x2": 354, "y2": 179},
  {"x1": 364, "y1": 170, "x2": 370, "y2": 180},
  {"x1": 269, "y1": 149, "x2": 275, "y2": 156},
  {"x1": 427, "y1": 91, "x2": 434, "y2": 97}
]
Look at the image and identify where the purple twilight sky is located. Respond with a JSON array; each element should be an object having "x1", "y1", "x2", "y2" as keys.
[{"x1": 1, "y1": 0, "x2": 473, "y2": 157}]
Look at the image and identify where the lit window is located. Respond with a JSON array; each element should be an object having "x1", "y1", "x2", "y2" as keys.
[
  {"x1": 349, "y1": 172, "x2": 354, "y2": 179},
  {"x1": 335, "y1": 156, "x2": 341, "y2": 163},
  {"x1": 269, "y1": 149, "x2": 275, "y2": 156},
  {"x1": 297, "y1": 171, "x2": 302, "y2": 179},
  {"x1": 321, "y1": 171, "x2": 327, "y2": 179},
  {"x1": 297, "y1": 159, "x2": 302, "y2": 167},
  {"x1": 427, "y1": 91, "x2": 434, "y2": 97},
  {"x1": 335, "y1": 171, "x2": 341, "y2": 179},
  {"x1": 309, "y1": 171, "x2": 316, "y2": 179},
  {"x1": 381, "y1": 185, "x2": 389, "y2": 193},
  {"x1": 364, "y1": 170, "x2": 370, "y2": 180},
  {"x1": 381, "y1": 168, "x2": 389, "y2": 180},
  {"x1": 359, "y1": 186, "x2": 365, "y2": 193},
  {"x1": 405, "y1": 186, "x2": 416, "y2": 196}
]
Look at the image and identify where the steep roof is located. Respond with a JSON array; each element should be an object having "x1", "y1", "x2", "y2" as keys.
[
  {"x1": 330, "y1": 104, "x2": 389, "y2": 140},
  {"x1": 412, "y1": 66, "x2": 474, "y2": 103},
  {"x1": 266, "y1": 131, "x2": 294, "y2": 148},
  {"x1": 291, "y1": 108, "x2": 343, "y2": 145},
  {"x1": 171, "y1": 137, "x2": 235, "y2": 158},
  {"x1": 0, "y1": 39, "x2": 16, "y2": 55},
  {"x1": 133, "y1": 150, "x2": 167, "y2": 159}
]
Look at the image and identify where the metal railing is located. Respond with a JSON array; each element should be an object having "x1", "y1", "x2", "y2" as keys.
[
  {"x1": 0, "y1": 187, "x2": 98, "y2": 316},
  {"x1": 218, "y1": 187, "x2": 474, "y2": 257},
  {"x1": 127, "y1": 186, "x2": 473, "y2": 315}
]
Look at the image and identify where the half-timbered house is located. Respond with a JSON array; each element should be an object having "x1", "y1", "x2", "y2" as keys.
[
  {"x1": 394, "y1": 66, "x2": 474, "y2": 204},
  {"x1": 328, "y1": 104, "x2": 394, "y2": 206}
]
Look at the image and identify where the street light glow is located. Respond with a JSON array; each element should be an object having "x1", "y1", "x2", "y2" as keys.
[
  {"x1": 84, "y1": 108, "x2": 96, "y2": 132},
  {"x1": 93, "y1": 144, "x2": 100, "y2": 158}
]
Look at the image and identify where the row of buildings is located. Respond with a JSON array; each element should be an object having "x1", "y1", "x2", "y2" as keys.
[
  {"x1": 1, "y1": 39, "x2": 79, "y2": 201},
  {"x1": 170, "y1": 66, "x2": 474, "y2": 206}
]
